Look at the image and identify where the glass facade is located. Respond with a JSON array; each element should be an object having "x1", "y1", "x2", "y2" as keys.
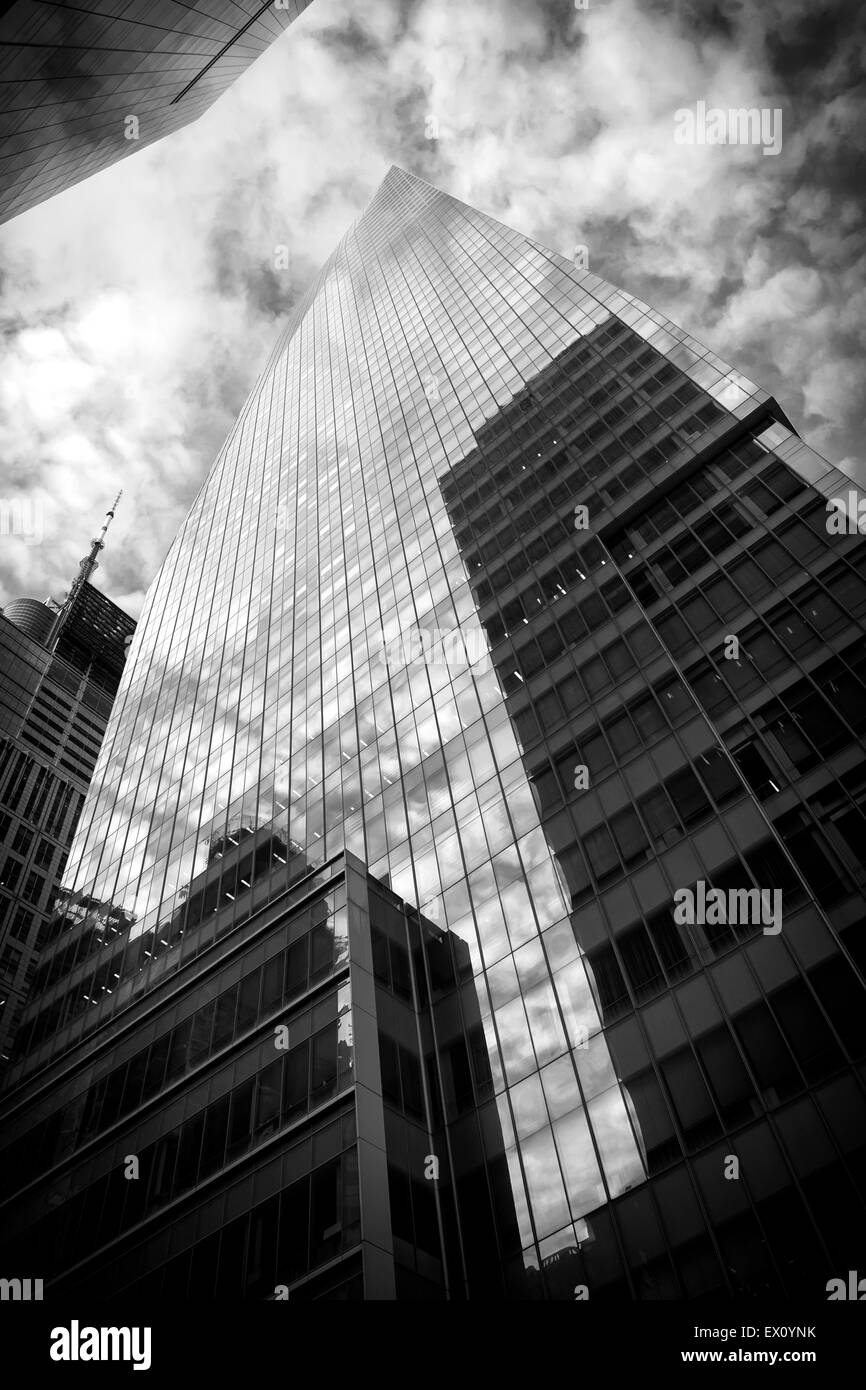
[
  {"x1": 0, "y1": 0, "x2": 312, "y2": 223},
  {"x1": 1, "y1": 166, "x2": 865, "y2": 1299}
]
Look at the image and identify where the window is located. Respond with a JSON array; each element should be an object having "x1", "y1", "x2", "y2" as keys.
[
  {"x1": 778, "y1": 517, "x2": 824, "y2": 565},
  {"x1": 165, "y1": 1016, "x2": 193, "y2": 1082},
  {"x1": 618, "y1": 925, "x2": 664, "y2": 998},
  {"x1": 695, "y1": 1027, "x2": 756, "y2": 1126},
  {"x1": 149, "y1": 1132, "x2": 179, "y2": 1208},
  {"x1": 762, "y1": 705, "x2": 818, "y2": 775},
  {"x1": 790, "y1": 689, "x2": 848, "y2": 758},
  {"x1": 695, "y1": 747, "x2": 741, "y2": 805},
  {"x1": 278, "y1": 1174, "x2": 310, "y2": 1284},
  {"x1": 0, "y1": 858, "x2": 22, "y2": 892},
  {"x1": 580, "y1": 731, "x2": 613, "y2": 777},
  {"x1": 694, "y1": 516, "x2": 730, "y2": 552},
  {"x1": 310, "y1": 1159, "x2": 342, "y2": 1266},
  {"x1": 702, "y1": 575, "x2": 742, "y2": 620},
  {"x1": 389, "y1": 938, "x2": 412, "y2": 1001},
  {"x1": 310, "y1": 1025, "x2": 338, "y2": 1103},
  {"x1": 639, "y1": 788, "x2": 683, "y2": 849},
  {"x1": 579, "y1": 594, "x2": 607, "y2": 628},
  {"x1": 646, "y1": 909, "x2": 692, "y2": 980},
  {"x1": 771, "y1": 980, "x2": 843, "y2": 1082},
  {"x1": 20, "y1": 867, "x2": 44, "y2": 900},
  {"x1": 187, "y1": 1006, "x2": 215, "y2": 1067},
  {"x1": 581, "y1": 656, "x2": 610, "y2": 696},
  {"x1": 666, "y1": 768, "x2": 711, "y2": 827},
  {"x1": 763, "y1": 462, "x2": 803, "y2": 501},
  {"x1": 587, "y1": 941, "x2": 630, "y2": 1016},
  {"x1": 721, "y1": 655, "x2": 762, "y2": 699},
  {"x1": 12, "y1": 825, "x2": 33, "y2": 856},
  {"x1": 793, "y1": 584, "x2": 846, "y2": 639},
  {"x1": 657, "y1": 612, "x2": 691, "y2": 654},
  {"x1": 9, "y1": 906, "x2": 31, "y2": 941},
  {"x1": 558, "y1": 845, "x2": 592, "y2": 900},
  {"x1": 601, "y1": 576, "x2": 630, "y2": 613},
  {"x1": 285, "y1": 939, "x2": 307, "y2": 1000},
  {"x1": 533, "y1": 767, "x2": 562, "y2": 812},
  {"x1": 809, "y1": 957, "x2": 866, "y2": 1058},
  {"x1": 227, "y1": 1077, "x2": 255, "y2": 1160},
  {"x1": 539, "y1": 626, "x2": 563, "y2": 662},
  {"x1": 630, "y1": 693, "x2": 666, "y2": 739},
  {"x1": 310, "y1": 922, "x2": 333, "y2": 980},
  {"x1": 215, "y1": 1216, "x2": 247, "y2": 1299},
  {"x1": 536, "y1": 690, "x2": 562, "y2": 727},
  {"x1": 661, "y1": 1048, "x2": 720, "y2": 1149},
  {"x1": 122, "y1": 1050, "x2": 148, "y2": 1114},
  {"x1": 516, "y1": 637, "x2": 545, "y2": 679},
  {"x1": 582, "y1": 825, "x2": 620, "y2": 881},
  {"x1": 681, "y1": 595, "x2": 717, "y2": 637},
  {"x1": 560, "y1": 609, "x2": 587, "y2": 645},
  {"x1": 626, "y1": 623, "x2": 661, "y2": 661},
  {"x1": 142, "y1": 1032, "x2": 170, "y2": 1101},
  {"x1": 514, "y1": 707, "x2": 539, "y2": 747},
  {"x1": 604, "y1": 713, "x2": 639, "y2": 759},
  {"x1": 603, "y1": 639, "x2": 635, "y2": 679},
  {"x1": 679, "y1": 534, "x2": 713, "y2": 571},
  {"x1": 742, "y1": 479, "x2": 780, "y2": 518},
  {"x1": 727, "y1": 556, "x2": 771, "y2": 601},
  {"x1": 774, "y1": 812, "x2": 851, "y2": 907},
  {"x1": 731, "y1": 739, "x2": 780, "y2": 799},
  {"x1": 555, "y1": 672, "x2": 584, "y2": 714},
  {"x1": 212, "y1": 984, "x2": 238, "y2": 1049},
  {"x1": 245, "y1": 1196, "x2": 279, "y2": 1297},
  {"x1": 610, "y1": 807, "x2": 649, "y2": 866},
  {"x1": 0, "y1": 942, "x2": 23, "y2": 974},
  {"x1": 629, "y1": 564, "x2": 660, "y2": 605},
  {"x1": 768, "y1": 605, "x2": 821, "y2": 657},
  {"x1": 236, "y1": 970, "x2": 260, "y2": 1032},
  {"x1": 752, "y1": 539, "x2": 796, "y2": 584},
  {"x1": 400, "y1": 1046, "x2": 424, "y2": 1116},
  {"x1": 825, "y1": 566, "x2": 866, "y2": 618},
  {"x1": 746, "y1": 629, "x2": 788, "y2": 678},
  {"x1": 623, "y1": 1067, "x2": 680, "y2": 1171},
  {"x1": 656, "y1": 677, "x2": 693, "y2": 720},
  {"x1": 372, "y1": 927, "x2": 389, "y2": 986},
  {"x1": 656, "y1": 548, "x2": 687, "y2": 586},
  {"x1": 33, "y1": 839, "x2": 55, "y2": 870},
  {"x1": 283, "y1": 1038, "x2": 309, "y2": 1118},
  {"x1": 199, "y1": 1094, "x2": 230, "y2": 1179}
]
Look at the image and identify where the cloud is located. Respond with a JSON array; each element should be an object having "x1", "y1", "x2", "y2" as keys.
[{"x1": 1, "y1": 0, "x2": 863, "y2": 616}]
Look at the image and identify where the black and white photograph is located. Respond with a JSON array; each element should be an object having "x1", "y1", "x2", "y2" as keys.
[{"x1": 0, "y1": 0, "x2": 864, "y2": 1362}]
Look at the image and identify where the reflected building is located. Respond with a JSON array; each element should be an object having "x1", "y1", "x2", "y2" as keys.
[
  {"x1": 0, "y1": 506, "x2": 135, "y2": 1068},
  {"x1": 0, "y1": 0, "x2": 313, "y2": 224},
  {"x1": 1, "y1": 167, "x2": 865, "y2": 1298}
]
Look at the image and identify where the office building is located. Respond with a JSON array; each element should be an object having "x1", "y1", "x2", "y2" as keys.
[
  {"x1": 0, "y1": 167, "x2": 864, "y2": 1299},
  {"x1": 0, "y1": 506, "x2": 135, "y2": 1067},
  {"x1": 0, "y1": 0, "x2": 312, "y2": 224}
]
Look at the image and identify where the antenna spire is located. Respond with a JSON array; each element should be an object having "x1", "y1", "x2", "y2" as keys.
[{"x1": 47, "y1": 493, "x2": 123, "y2": 650}]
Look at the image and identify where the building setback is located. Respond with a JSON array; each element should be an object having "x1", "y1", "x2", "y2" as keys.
[
  {"x1": 0, "y1": 0, "x2": 313, "y2": 224},
  {"x1": 0, "y1": 167, "x2": 864, "y2": 1299}
]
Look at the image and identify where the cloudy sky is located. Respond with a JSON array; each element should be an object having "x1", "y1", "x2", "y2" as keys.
[{"x1": 0, "y1": 0, "x2": 863, "y2": 618}]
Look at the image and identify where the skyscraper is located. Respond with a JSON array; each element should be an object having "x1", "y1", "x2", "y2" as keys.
[
  {"x1": 0, "y1": 506, "x2": 135, "y2": 1068},
  {"x1": 1, "y1": 167, "x2": 864, "y2": 1300},
  {"x1": 0, "y1": 0, "x2": 313, "y2": 224}
]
